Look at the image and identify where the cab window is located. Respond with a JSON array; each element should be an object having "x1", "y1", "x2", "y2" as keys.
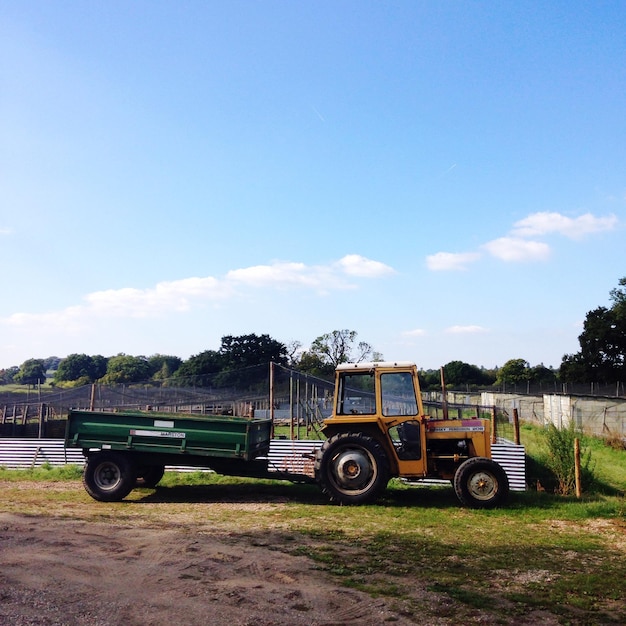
[
  {"x1": 388, "y1": 421, "x2": 422, "y2": 460},
  {"x1": 381, "y1": 372, "x2": 418, "y2": 416},
  {"x1": 337, "y1": 372, "x2": 376, "y2": 415}
]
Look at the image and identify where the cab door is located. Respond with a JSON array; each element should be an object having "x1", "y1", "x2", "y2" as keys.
[{"x1": 378, "y1": 369, "x2": 427, "y2": 477}]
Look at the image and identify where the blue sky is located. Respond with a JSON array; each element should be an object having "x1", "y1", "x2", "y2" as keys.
[{"x1": 1, "y1": 1, "x2": 624, "y2": 371}]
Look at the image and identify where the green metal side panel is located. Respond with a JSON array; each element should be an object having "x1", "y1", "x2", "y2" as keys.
[{"x1": 65, "y1": 410, "x2": 271, "y2": 461}]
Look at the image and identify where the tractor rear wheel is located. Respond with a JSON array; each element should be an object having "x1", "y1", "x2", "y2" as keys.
[
  {"x1": 83, "y1": 452, "x2": 136, "y2": 502},
  {"x1": 453, "y1": 457, "x2": 509, "y2": 508},
  {"x1": 315, "y1": 432, "x2": 389, "y2": 505}
]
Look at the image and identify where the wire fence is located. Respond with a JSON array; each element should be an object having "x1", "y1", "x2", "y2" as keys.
[{"x1": 0, "y1": 363, "x2": 521, "y2": 442}]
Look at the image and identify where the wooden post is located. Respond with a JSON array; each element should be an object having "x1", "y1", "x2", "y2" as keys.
[
  {"x1": 289, "y1": 372, "x2": 294, "y2": 440},
  {"x1": 513, "y1": 408, "x2": 520, "y2": 445},
  {"x1": 305, "y1": 376, "x2": 309, "y2": 434},
  {"x1": 491, "y1": 406, "x2": 497, "y2": 444},
  {"x1": 89, "y1": 384, "x2": 96, "y2": 411},
  {"x1": 574, "y1": 438, "x2": 582, "y2": 498},
  {"x1": 296, "y1": 376, "x2": 302, "y2": 439},
  {"x1": 440, "y1": 367, "x2": 449, "y2": 420},
  {"x1": 269, "y1": 362, "x2": 275, "y2": 438}
]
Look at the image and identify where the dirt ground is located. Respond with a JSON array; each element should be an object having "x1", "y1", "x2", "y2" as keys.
[{"x1": 0, "y1": 482, "x2": 561, "y2": 626}]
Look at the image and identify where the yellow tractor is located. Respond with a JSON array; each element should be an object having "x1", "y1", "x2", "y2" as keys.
[{"x1": 315, "y1": 361, "x2": 509, "y2": 508}]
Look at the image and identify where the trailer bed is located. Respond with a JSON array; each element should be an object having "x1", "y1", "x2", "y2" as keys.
[{"x1": 65, "y1": 409, "x2": 271, "y2": 461}]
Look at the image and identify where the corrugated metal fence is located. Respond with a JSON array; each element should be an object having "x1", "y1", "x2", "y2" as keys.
[{"x1": 0, "y1": 438, "x2": 526, "y2": 491}]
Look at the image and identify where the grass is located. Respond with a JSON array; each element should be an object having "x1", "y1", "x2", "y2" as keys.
[{"x1": 1, "y1": 423, "x2": 625, "y2": 624}]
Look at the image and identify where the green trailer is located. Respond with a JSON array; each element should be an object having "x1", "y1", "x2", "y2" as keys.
[{"x1": 65, "y1": 409, "x2": 274, "y2": 501}]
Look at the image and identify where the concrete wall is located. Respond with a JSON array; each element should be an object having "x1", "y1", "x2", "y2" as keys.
[{"x1": 479, "y1": 391, "x2": 626, "y2": 439}]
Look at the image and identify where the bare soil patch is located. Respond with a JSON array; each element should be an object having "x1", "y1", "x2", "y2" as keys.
[{"x1": 0, "y1": 481, "x2": 561, "y2": 625}]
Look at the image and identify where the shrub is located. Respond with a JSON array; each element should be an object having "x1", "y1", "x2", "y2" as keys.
[{"x1": 544, "y1": 422, "x2": 595, "y2": 495}]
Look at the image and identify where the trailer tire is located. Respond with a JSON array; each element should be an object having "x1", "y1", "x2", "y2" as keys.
[
  {"x1": 453, "y1": 457, "x2": 509, "y2": 508},
  {"x1": 83, "y1": 452, "x2": 136, "y2": 502},
  {"x1": 135, "y1": 465, "x2": 165, "y2": 488},
  {"x1": 315, "y1": 432, "x2": 389, "y2": 505}
]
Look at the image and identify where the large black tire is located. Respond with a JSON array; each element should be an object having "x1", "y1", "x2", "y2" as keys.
[
  {"x1": 453, "y1": 457, "x2": 509, "y2": 509},
  {"x1": 315, "y1": 432, "x2": 390, "y2": 505},
  {"x1": 135, "y1": 465, "x2": 165, "y2": 488},
  {"x1": 83, "y1": 452, "x2": 137, "y2": 502}
]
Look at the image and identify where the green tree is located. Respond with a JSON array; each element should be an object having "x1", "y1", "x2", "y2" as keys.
[
  {"x1": 528, "y1": 364, "x2": 557, "y2": 386},
  {"x1": 216, "y1": 334, "x2": 288, "y2": 388},
  {"x1": 443, "y1": 361, "x2": 495, "y2": 387},
  {"x1": 14, "y1": 359, "x2": 47, "y2": 386},
  {"x1": 285, "y1": 340, "x2": 303, "y2": 367},
  {"x1": 561, "y1": 277, "x2": 626, "y2": 384},
  {"x1": 560, "y1": 352, "x2": 587, "y2": 384},
  {"x1": 42, "y1": 356, "x2": 61, "y2": 373},
  {"x1": 173, "y1": 350, "x2": 224, "y2": 386},
  {"x1": 309, "y1": 329, "x2": 378, "y2": 368},
  {"x1": 54, "y1": 354, "x2": 108, "y2": 384},
  {"x1": 219, "y1": 334, "x2": 288, "y2": 369},
  {"x1": 296, "y1": 351, "x2": 336, "y2": 379},
  {"x1": 148, "y1": 354, "x2": 182, "y2": 382},
  {"x1": 101, "y1": 354, "x2": 151, "y2": 384},
  {"x1": 0, "y1": 366, "x2": 19, "y2": 385},
  {"x1": 495, "y1": 359, "x2": 530, "y2": 387}
]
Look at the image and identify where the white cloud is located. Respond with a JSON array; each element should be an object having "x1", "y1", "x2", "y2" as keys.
[
  {"x1": 402, "y1": 328, "x2": 427, "y2": 337},
  {"x1": 511, "y1": 211, "x2": 618, "y2": 240},
  {"x1": 425, "y1": 251, "x2": 481, "y2": 271},
  {"x1": 445, "y1": 325, "x2": 488, "y2": 334},
  {"x1": 0, "y1": 227, "x2": 13, "y2": 235},
  {"x1": 84, "y1": 276, "x2": 228, "y2": 318},
  {"x1": 227, "y1": 262, "x2": 315, "y2": 287},
  {"x1": 425, "y1": 210, "x2": 618, "y2": 271},
  {"x1": 226, "y1": 260, "x2": 353, "y2": 292},
  {"x1": 481, "y1": 237, "x2": 551, "y2": 262},
  {"x1": 2, "y1": 255, "x2": 392, "y2": 330},
  {"x1": 336, "y1": 254, "x2": 395, "y2": 277}
]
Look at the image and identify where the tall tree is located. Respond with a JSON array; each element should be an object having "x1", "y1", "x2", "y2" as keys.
[
  {"x1": 219, "y1": 334, "x2": 288, "y2": 369},
  {"x1": 309, "y1": 329, "x2": 377, "y2": 367},
  {"x1": 561, "y1": 277, "x2": 626, "y2": 384},
  {"x1": 216, "y1": 334, "x2": 288, "y2": 388}
]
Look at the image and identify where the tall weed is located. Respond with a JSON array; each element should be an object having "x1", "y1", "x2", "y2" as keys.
[{"x1": 544, "y1": 422, "x2": 594, "y2": 495}]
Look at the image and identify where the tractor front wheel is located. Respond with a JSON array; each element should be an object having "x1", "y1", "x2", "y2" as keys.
[
  {"x1": 453, "y1": 457, "x2": 509, "y2": 508},
  {"x1": 315, "y1": 432, "x2": 389, "y2": 505}
]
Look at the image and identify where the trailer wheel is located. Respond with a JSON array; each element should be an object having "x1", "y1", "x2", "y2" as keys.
[
  {"x1": 453, "y1": 457, "x2": 509, "y2": 509},
  {"x1": 83, "y1": 452, "x2": 136, "y2": 502},
  {"x1": 135, "y1": 465, "x2": 165, "y2": 488},
  {"x1": 315, "y1": 433, "x2": 389, "y2": 505}
]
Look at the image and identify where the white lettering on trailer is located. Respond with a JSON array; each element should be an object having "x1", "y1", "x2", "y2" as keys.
[
  {"x1": 130, "y1": 429, "x2": 186, "y2": 439},
  {"x1": 431, "y1": 426, "x2": 484, "y2": 432}
]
